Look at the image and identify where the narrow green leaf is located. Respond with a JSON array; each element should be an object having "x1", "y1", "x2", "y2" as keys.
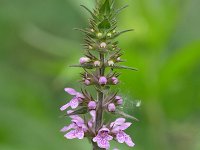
[
  {"x1": 109, "y1": 65, "x2": 138, "y2": 71},
  {"x1": 70, "y1": 64, "x2": 95, "y2": 69},
  {"x1": 80, "y1": 5, "x2": 98, "y2": 20},
  {"x1": 114, "y1": 109, "x2": 139, "y2": 121},
  {"x1": 115, "y1": 5, "x2": 129, "y2": 15},
  {"x1": 67, "y1": 107, "x2": 89, "y2": 116},
  {"x1": 99, "y1": 0, "x2": 111, "y2": 14},
  {"x1": 112, "y1": 29, "x2": 134, "y2": 38}
]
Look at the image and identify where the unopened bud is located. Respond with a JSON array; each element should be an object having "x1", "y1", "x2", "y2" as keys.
[
  {"x1": 100, "y1": 42, "x2": 107, "y2": 48},
  {"x1": 84, "y1": 79, "x2": 91, "y2": 85},
  {"x1": 94, "y1": 60, "x2": 100, "y2": 66},
  {"x1": 97, "y1": 32, "x2": 103, "y2": 37},
  {"x1": 99, "y1": 76, "x2": 107, "y2": 85},
  {"x1": 136, "y1": 100, "x2": 141, "y2": 107},
  {"x1": 115, "y1": 96, "x2": 123, "y2": 105},
  {"x1": 107, "y1": 33, "x2": 112, "y2": 37},
  {"x1": 112, "y1": 77, "x2": 119, "y2": 85},
  {"x1": 79, "y1": 57, "x2": 90, "y2": 64},
  {"x1": 108, "y1": 103, "x2": 116, "y2": 112},
  {"x1": 88, "y1": 101, "x2": 97, "y2": 110},
  {"x1": 90, "y1": 29, "x2": 95, "y2": 32},
  {"x1": 116, "y1": 57, "x2": 121, "y2": 61},
  {"x1": 108, "y1": 60, "x2": 114, "y2": 66}
]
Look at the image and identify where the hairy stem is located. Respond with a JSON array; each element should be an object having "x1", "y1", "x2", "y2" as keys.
[{"x1": 95, "y1": 53, "x2": 105, "y2": 131}]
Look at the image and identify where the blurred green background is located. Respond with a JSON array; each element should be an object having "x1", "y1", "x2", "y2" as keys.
[{"x1": 0, "y1": 0, "x2": 200, "y2": 150}]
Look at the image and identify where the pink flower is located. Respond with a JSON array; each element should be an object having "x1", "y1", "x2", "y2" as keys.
[
  {"x1": 60, "y1": 88, "x2": 84, "y2": 111},
  {"x1": 61, "y1": 115, "x2": 88, "y2": 140},
  {"x1": 115, "y1": 96, "x2": 123, "y2": 105},
  {"x1": 108, "y1": 103, "x2": 116, "y2": 112},
  {"x1": 99, "y1": 76, "x2": 107, "y2": 85},
  {"x1": 93, "y1": 127, "x2": 113, "y2": 149},
  {"x1": 88, "y1": 101, "x2": 97, "y2": 110},
  {"x1": 112, "y1": 77, "x2": 119, "y2": 84},
  {"x1": 110, "y1": 118, "x2": 135, "y2": 147}
]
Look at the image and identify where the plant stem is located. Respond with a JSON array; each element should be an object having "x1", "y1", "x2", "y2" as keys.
[
  {"x1": 94, "y1": 53, "x2": 105, "y2": 150},
  {"x1": 95, "y1": 53, "x2": 105, "y2": 131}
]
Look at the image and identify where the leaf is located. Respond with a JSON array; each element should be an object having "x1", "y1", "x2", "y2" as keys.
[
  {"x1": 67, "y1": 107, "x2": 89, "y2": 116},
  {"x1": 114, "y1": 109, "x2": 139, "y2": 121},
  {"x1": 115, "y1": 5, "x2": 129, "y2": 15},
  {"x1": 98, "y1": 18, "x2": 111, "y2": 29},
  {"x1": 80, "y1": 5, "x2": 98, "y2": 20},
  {"x1": 70, "y1": 64, "x2": 95, "y2": 69},
  {"x1": 99, "y1": 0, "x2": 111, "y2": 14},
  {"x1": 112, "y1": 29, "x2": 134, "y2": 38},
  {"x1": 109, "y1": 65, "x2": 138, "y2": 71}
]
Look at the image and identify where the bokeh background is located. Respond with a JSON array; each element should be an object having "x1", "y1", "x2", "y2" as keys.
[{"x1": 0, "y1": 0, "x2": 200, "y2": 150}]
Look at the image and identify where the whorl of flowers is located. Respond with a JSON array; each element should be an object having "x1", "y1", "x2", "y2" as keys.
[{"x1": 60, "y1": 0, "x2": 138, "y2": 149}]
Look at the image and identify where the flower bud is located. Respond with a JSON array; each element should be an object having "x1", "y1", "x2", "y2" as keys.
[
  {"x1": 108, "y1": 103, "x2": 116, "y2": 112},
  {"x1": 108, "y1": 60, "x2": 114, "y2": 66},
  {"x1": 88, "y1": 101, "x2": 97, "y2": 110},
  {"x1": 97, "y1": 32, "x2": 103, "y2": 37},
  {"x1": 115, "y1": 96, "x2": 123, "y2": 105},
  {"x1": 113, "y1": 30, "x2": 116, "y2": 33},
  {"x1": 90, "y1": 29, "x2": 95, "y2": 32},
  {"x1": 112, "y1": 77, "x2": 119, "y2": 85},
  {"x1": 94, "y1": 60, "x2": 101, "y2": 66},
  {"x1": 116, "y1": 57, "x2": 121, "y2": 61},
  {"x1": 84, "y1": 79, "x2": 91, "y2": 85},
  {"x1": 79, "y1": 57, "x2": 90, "y2": 64},
  {"x1": 107, "y1": 33, "x2": 112, "y2": 37},
  {"x1": 100, "y1": 42, "x2": 107, "y2": 48},
  {"x1": 99, "y1": 76, "x2": 107, "y2": 85}
]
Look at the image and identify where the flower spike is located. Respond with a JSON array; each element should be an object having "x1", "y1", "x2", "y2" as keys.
[{"x1": 60, "y1": 0, "x2": 139, "y2": 149}]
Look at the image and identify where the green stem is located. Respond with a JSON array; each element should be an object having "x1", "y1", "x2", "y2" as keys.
[{"x1": 95, "y1": 53, "x2": 105, "y2": 131}]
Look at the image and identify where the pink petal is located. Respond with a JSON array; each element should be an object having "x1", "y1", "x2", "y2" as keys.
[
  {"x1": 71, "y1": 115, "x2": 84, "y2": 124},
  {"x1": 97, "y1": 139, "x2": 110, "y2": 149},
  {"x1": 125, "y1": 136, "x2": 135, "y2": 147},
  {"x1": 76, "y1": 130, "x2": 84, "y2": 139},
  {"x1": 64, "y1": 130, "x2": 76, "y2": 139},
  {"x1": 70, "y1": 98, "x2": 79, "y2": 109},
  {"x1": 120, "y1": 122, "x2": 132, "y2": 130},
  {"x1": 99, "y1": 127, "x2": 110, "y2": 133},
  {"x1": 93, "y1": 136, "x2": 98, "y2": 142},
  {"x1": 111, "y1": 126, "x2": 120, "y2": 133},
  {"x1": 76, "y1": 92, "x2": 84, "y2": 99},
  {"x1": 107, "y1": 135, "x2": 113, "y2": 141},
  {"x1": 116, "y1": 132, "x2": 126, "y2": 143},
  {"x1": 115, "y1": 118, "x2": 126, "y2": 125},
  {"x1": 60, "y1": 124, "x2": 74, "y2": 132},
  {"x1": 60, "y1": 103, "x2": 70, "y2": 111},
  {"x1": 64, "y1": 88, "x2": 77, "y2": 95},
  {"x1": 110, "y1": 118, "x2": 125, "y2": 128}
]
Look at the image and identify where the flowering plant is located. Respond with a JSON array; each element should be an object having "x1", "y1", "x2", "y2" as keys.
[{"x1": 60, "y1": 0, "x2": 138, "y2": 149}]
